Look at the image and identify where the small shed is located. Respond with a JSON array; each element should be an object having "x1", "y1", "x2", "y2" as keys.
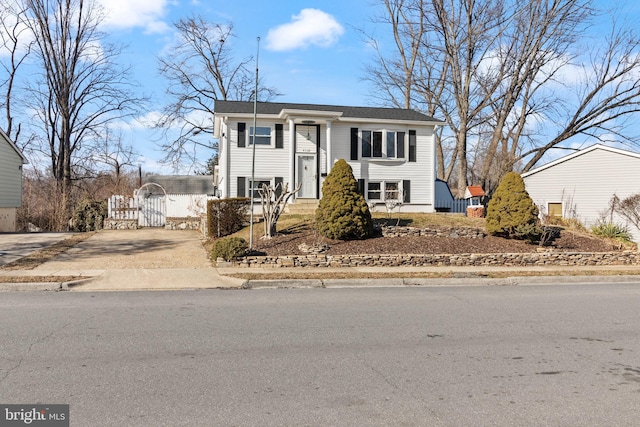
[
  {"x1": 465, "y1": 185, "x2": 486, "y2": 218},
  {"x1": 464, "y1": 186, "x2": 485, "y2": 206}
]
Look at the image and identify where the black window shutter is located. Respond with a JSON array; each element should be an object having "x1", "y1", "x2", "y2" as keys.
[
  {"x1": 275, "y1": 124, "x2": 283, "y2": 148},
  {"x1": 397, "y1": 131, "x2": 405, "y2": 158},
  {"x1": 350, "y1": 128, "x2": 359, "y2": 160},
  {"x1": 237, "y1": 176, "x2": 246, "y2": 197},
  {"x1": 238, "y1": 123, "x2": 246, "y2": 147},
  {"x1": 408, "y1": 130, "x2": 416, "y2": 162},
  {"x1": 275, "y1": 177, "x2": 283, "y2": 197},
  {"x1": 403, "y1": 180, "x2": 411, "y2": 203},
  {"x1": 358, "y1": 179, "x2": 365, "y2": 196}
]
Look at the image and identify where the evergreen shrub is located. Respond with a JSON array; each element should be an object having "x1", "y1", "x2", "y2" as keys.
[
  {"x1": 486, "y1": 172, "x2": 540, "y2": 240},
  {"x1": 315, "y1": 159, "x2": 374, "y2": 240},
  {"x1": 211, "y1": 237, "x2": 248, "y2": 261},
  {"x1": 70, "y1": 198, "x2": 107, "y2": 232}
]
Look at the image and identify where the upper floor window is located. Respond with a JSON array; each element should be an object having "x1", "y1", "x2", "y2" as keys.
[
  {"x1": 362, "y1": 130, "x2": 405, "y2": 159},
  {"x1": 249, "y1": 126, "x2": 271, "y2": 145}
]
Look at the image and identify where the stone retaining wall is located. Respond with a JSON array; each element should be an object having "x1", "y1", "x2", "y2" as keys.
[
  {"x1": 164, "y1": 217, "x2": 202, "y2": 230},
  {"x1": 234, "y1": 251, "x2": 640, "y2": 268},
  {"x1": 380, "y1": 226, "x2": 485, "y2": 238},
  {"x1": 104, "y1": 216, "x2": 207, "y2": 234},
  {"x1": 103, "y1": 219, "x2": 138, "y2": 230}
]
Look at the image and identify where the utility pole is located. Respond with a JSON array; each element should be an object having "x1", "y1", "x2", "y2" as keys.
[{"x1": 249, "y1": 36, "x2": 260, "y2": 251}]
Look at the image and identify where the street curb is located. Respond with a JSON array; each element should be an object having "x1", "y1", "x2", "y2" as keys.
[
  {"x1": 0, "y1": 282, "x2": 66, "y2": 291},
  {"x1": 241, "y1": 275, "x2": 640, "y2": 289},
  {"x1": 3, "y1": 274, "x2": 640, "y2": 292}
]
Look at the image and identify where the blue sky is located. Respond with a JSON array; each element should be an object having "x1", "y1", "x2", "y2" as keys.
[
  {"x1": 95, "y1": 0, "x2": 380, "y2": 173},
  {"x1": 5, "y1": 0, "x2": 640, "y2": 175}
]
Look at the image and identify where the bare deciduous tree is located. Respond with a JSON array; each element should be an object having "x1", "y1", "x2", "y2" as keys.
[
  {"x1": 258, "y1": 182, "x2": 300, "y2": 239},
  {"x1": 157, "y1": 16, "x2": 279, "y2": 169},
  {"x1": 0, "y1": 0, "x2": 33, "y2": 146},
  {"x1": 368, "y1": 0, "x2": 640, "y2": 195},
  {"x1": 26, "y1": 0, "x2": 145, "y2": 220}
]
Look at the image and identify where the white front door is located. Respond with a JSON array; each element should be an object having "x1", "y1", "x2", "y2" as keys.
[{"x1": 297, "y1": 154, "x2": 316, "y2": 199}]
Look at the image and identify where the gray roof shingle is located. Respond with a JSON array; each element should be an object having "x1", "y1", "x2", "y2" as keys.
[
  {"x1": 214, "y1": 100, "x2": 440, "y2": 122},
  {"x1": 144, "y1": 175, "x2": 216, "y2": 195}
]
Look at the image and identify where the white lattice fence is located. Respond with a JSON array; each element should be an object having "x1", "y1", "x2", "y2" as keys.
[
  {"x1": 107, "y1": 195, "x2": 138, "y2": 220},
  {"x1": 107, "y1": 194, "x2": 217, "y2": 226}
]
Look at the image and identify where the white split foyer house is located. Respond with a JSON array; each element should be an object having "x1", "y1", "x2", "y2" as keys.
[
  {"x1": 213, "y1": 100, "x2": 446, "y2": 212},
  {"x1": 0, "y1": 129, "x2": 27, "y2": 232}
]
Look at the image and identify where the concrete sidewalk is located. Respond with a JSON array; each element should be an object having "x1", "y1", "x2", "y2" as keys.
[{"x1": 2, "y1": 264, "x2": 640, "y2": 291}]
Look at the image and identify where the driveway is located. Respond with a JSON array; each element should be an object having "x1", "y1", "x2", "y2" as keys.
[
  {"x1": 25, "y1": 229, "x2": 241, "y2": 291},
  {"x1": 34, "y1": 228, "x2": 212, "y2": 270},
  {"x1": 0, "y1": 232, "x2": 73, "y2": 266}
]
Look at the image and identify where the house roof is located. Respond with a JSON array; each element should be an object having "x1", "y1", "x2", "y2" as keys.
[
  {"x1": 0, "y1": 128, "x2": 28, "y2": 164},
  {"x1": 214, "y1": 100, "x2": 443, "y2": 123},
  {"x1": 521, "y1": 144, "x2": 640, "y2": 178},
  {"x1": 464, "y1": 186, "x2": 485, "y2": 198},
  {"x1": 144, "y1": 175, "x2": 216, "y2": 195}
]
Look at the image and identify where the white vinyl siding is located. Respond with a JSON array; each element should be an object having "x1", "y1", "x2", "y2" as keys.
[
  {"x1": 329, "y1": 123, "x2": 435, "y2": 212},
  {"x1": 217, "y1": 111, "x2": 437, "y2": 213},
  {"x1": 226, "y1": 120, "x2": 291, "y2": 198},
  {"x1": 523, "y1": 147, "x2": 640, "y2": 241},
  {"x1": 0, "y1": 136, "x2": 23, "y2": 208}
]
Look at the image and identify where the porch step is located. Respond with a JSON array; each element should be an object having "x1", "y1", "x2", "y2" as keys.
[{"x1": 286, "y1": 199, "x2": 319, "y2": 215}]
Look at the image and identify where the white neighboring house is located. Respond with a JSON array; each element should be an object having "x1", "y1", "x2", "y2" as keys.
[
  {"x1": 0, "y1": 129, "x2": 27, "y2": 232},
  {"x1": 213, "y1": 100, "x2": 444, "y2": 212},
  {"x1": 522, "y1": 144, "x2": 640, "y2": 240}
]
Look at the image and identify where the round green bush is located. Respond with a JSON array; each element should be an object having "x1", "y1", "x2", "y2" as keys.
[
  {"x1": 486, "y1": 172, "x2": 540, "y2": 240},
  {"x1": 211, "y1": 237, "x2": 248, "y2": 261},
  {"x1": 70, "y1": 198, "x2": 107, "y2": 232},
  {"x1": 315, "y1": 159, "x2": 374, "y2": 240}
]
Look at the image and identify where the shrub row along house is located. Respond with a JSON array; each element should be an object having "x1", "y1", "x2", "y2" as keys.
[{"x1": 213, "y1": 101, "x2": 445, "y2": 213}]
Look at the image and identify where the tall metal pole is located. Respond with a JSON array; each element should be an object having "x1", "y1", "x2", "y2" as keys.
[{"x1": 249, "y1": 36, "x2": 260, "y2": 251}]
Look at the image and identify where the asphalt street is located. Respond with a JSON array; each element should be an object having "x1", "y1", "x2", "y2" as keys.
[{"x1": 1, "y1": 284, "x2": 640, "y2": 426}]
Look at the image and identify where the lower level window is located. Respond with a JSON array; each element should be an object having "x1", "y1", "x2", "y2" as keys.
[
  {"x1": 385, "y1": 182, "x2": 400, "y2": 201},
  {"x1": 249, "y1": 179, "x2": 271, "y2": 199},
  {"x1": 366, "y1": 180, "x2": 403, "y2": 202},
  {"x1": 367, "y1": 182, "x2": 381, "y2": 200}
]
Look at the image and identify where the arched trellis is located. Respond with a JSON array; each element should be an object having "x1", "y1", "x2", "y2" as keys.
[
  {"x1": 135, "y1": 182, "x2": 168, "y2": 198},
  {"x1": 135, "y1": 183, "x2": 167, "y2": 227}
]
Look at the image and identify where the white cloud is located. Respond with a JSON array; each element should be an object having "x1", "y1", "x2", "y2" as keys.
[
  {"x1": 97, "y1": 0, "x2": 171, "y2": 34},
  {"x1": 266, "y1": 8, "x2": 344, "y2": 51}
]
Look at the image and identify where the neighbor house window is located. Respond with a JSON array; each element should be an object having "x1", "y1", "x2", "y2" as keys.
[
  {"x1": 367, "y1": 182, "x2": 381, "y2": 200},
  {"x1": 548, "y1": 202, "x2": 562, "y2": 217},
  {"x1": 249, "y1": 126, "x2": 271, "y2": 145}
]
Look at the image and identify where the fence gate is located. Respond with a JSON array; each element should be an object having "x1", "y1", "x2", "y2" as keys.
[{"x1": 138, "y1": 194, "x2": 166, "y2": 227}]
